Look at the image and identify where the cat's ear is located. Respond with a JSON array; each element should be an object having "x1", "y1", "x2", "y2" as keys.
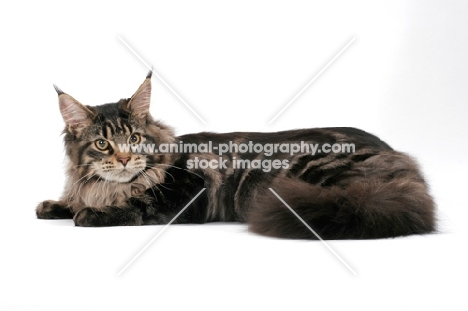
[
  {"x1": 55, "y1": 85, "x2": 95, "y2": 134},
  {"x1": 126, "y1": 71, "x2": 152, "y2": 120}
]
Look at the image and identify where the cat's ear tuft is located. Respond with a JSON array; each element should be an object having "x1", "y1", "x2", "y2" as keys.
[
  {"x1": 146, "y1": 70, "x2": 153, "y2": 79},
  {"x1": 127, "y1": 74, "x2": 152, "y2": 120},
  {"x1": 56, "y1": 89, "x2": 95, "y2": 134},
  {"x1": 53, "y1": 84, "x2": 65, "y2": 96}
]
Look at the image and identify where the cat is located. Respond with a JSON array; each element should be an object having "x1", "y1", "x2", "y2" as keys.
[{"x1": 36, "y1": 71, "x2": 436, "y2": 239}]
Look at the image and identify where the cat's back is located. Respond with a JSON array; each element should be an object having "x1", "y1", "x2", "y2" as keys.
[{"x1": 178, "y1": 127, "x2": 392, "y2": 151}]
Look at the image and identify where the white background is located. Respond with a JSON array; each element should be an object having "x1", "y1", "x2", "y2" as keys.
[{"x1": 1, "y1": 1, "x2": 467, "y2": 310}]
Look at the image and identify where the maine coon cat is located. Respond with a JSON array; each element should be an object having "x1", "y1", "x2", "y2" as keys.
[{"x1": 36, "y1": 72, "x2": 436, "y2": 239}]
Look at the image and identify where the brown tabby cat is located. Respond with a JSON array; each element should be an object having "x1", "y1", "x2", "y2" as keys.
[{"x1": 36, "y1": 72, "x2": 436, "y2": 239}]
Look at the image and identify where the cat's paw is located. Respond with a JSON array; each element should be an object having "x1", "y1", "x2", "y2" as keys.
[
  {"x1": 36, "y1": 200, "x2": 73, "y2": 219},
  {"x1": 128, "y1": 194, "x2": 157, "y2": 216},
  {"x1": 73, "y1": 207, "x2": 143, "y2": 227}
]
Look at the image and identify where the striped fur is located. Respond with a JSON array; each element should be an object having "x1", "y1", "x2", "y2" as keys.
[{"x1": 36, "y1": 73, "x2": 436, "y2": 239}]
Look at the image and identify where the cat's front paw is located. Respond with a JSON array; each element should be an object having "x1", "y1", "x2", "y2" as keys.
[
  {"x1": 73, "y1": 207, "x2": 143, "y2": 227},
  {"x1": 36, "y1": 200, "x2": 73, "y2": 219}
]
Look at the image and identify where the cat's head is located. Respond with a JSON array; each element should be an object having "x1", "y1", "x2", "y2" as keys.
[{"x1": 57, "y1": 71, "x2": 174, "y2": 185}]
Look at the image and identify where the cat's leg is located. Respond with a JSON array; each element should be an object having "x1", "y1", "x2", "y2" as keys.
[
  {"x1": 36, "y1": 200, "x2": 73, "y2": 219},
  {"x1": 127, "y1": 195, "x2": 175, "y2": 225},
  {"x1": 73, "y1": 206, "x2": 143, "y2": 227},
  {"x1": 128, "y1": 191, "x2": 202, "y2": 225}
]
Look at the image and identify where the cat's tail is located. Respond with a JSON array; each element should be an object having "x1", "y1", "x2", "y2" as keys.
[{"x1": 247, "y1": 177, "x2": 436, "y2": 239}]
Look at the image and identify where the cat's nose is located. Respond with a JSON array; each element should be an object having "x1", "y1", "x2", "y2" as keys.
[{"x1": 118, "y1": 157, "x2": 131, "y2": 167}]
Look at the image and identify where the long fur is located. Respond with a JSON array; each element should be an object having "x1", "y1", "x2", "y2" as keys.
[
  {"x1": 248, "y1": 171, "x2": 435, "y2": 239},
  {"x1": 36, "y1": 73, "x2": 436, "y2": 239}
]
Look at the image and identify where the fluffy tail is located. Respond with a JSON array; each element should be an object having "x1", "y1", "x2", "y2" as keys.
[{"x1": 247, "y1": 177, "x2": 436, "y2": 239}]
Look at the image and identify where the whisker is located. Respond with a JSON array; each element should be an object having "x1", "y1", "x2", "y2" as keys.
[
  {"x1": 87, "y1": 175, "x2": 103, "y2": 203},
  {"x1": 140, "y1": 172, "x2": 166, "y2": 201},
  {"x1": 161, "y1": 170, "x2": 176, "y2": 184},
  {"x1": 140, "y1": 171, "x2": 159, "y2": 198},
  {"x1": 147, "y1": 163, "x2": 206, "y2": 181},
  {"x1": 76, "y1": 173, "x2": 98, "y2": 198},
  {"x1": 66, "y1": 171, "x2": 96, "y2": 200},
  {"x1": 74, "y1": 163, "x2": 94, "y2": 168},
  {"x1": 141, "y1": 170, "x2": 173, "y2": 192}
]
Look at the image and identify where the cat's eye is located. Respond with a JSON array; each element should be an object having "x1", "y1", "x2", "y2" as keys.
[
  {"x1": 95, "y1": 139, "x2": 109, "y2": 151},
  {"x1": 129, "y1": 133, "x2": 141, "y2": 144}
]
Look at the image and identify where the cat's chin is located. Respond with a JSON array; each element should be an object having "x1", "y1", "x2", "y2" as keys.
[{"x1": 100, "y1": 171, "x2": 139, "y2": 183}]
